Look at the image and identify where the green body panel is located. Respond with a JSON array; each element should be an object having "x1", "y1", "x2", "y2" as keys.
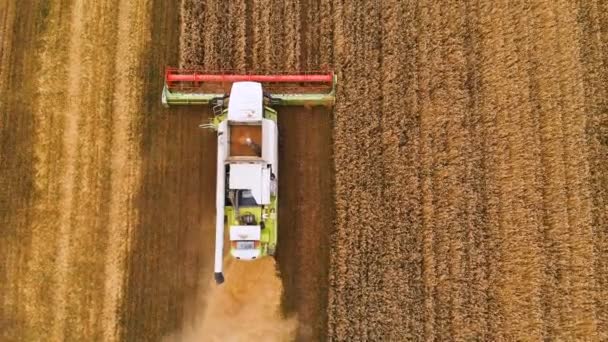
[
  {"x1": 271, "y1": 92, "x2": 334, "y2": 106},
  {"x1": 161, "y1": 85, "x2": 221, "y2": 107},
  {"x1": 224, "y1": 194, "x2": 278, "y2": 256}
]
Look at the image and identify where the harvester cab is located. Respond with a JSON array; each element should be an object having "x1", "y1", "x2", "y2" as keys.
[{"x1": 162, "y1": 69, "x2": 336, "y2": 284}]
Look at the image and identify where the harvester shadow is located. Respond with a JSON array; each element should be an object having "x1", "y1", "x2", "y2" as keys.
[{"x1": 276, "y1": 106, "x2": 334, "y2": 342}]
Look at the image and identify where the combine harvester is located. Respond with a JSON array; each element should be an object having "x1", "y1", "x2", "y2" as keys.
[{"x1": 162, "y1": 69, "x2": 337, "y2": 284}]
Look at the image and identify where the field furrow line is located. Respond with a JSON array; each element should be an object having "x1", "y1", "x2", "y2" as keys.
[
  {"x1": 180, "y1": 0, "x2": 205, "y2": 67},
  {"x1": 593, "y1": 14, "x2": 608, "y2": 342},
  {"x1": 499, "y1": 2, "x2": 545, "y2": 339},
  {"x1": 416, "y1": 2, "x2": 442, "y2": 339},
  {"x1": 23, "y1": 0, "x2": 71, "y2": 335},
  {"x1": 357, "y1": 3, "x2": 386, "y2": 339},
  {"x1": 577, "y1": 1, "x2": 608, "y2": 338},
  {"x1": 552, "y1": 1, "x2": 599, "y2": 339},
  {"x1": 477, "y1": 1, "x2": 511, "y2": 339},
  {"x1": 266, "y1": 0, "x2": 286, "y2": 72},
  {"x1": 460, "y1": 0, "x2": 490, "y2": 338},
  {"x1": 49, "y1": 0, "x2": 83, "y2": 333},
  {"x1": 378, "y1": 1, "x2": 424, "y2": 339},
  {"x1": 328, "y1": 1, "x2": 362, "y2": 336},
  {"x1": 201, "y1": 0, "x2": 220, "y2": 69},
  {"x1": 299, "y1": 0, "x2": 318, "y2": 69},
  {"x1": 229, "y1": 0, "x2": 247, "y2": 71},
  {"x1": 102, "y1": 0, "x2": 149, "y2": 340},
  {"x1": 435, "y1": 2, "x2": 469, "y2": 339},
  {"x1": 328, "y1": 0, "x2": 385, "y2": 338},
  {"x1": 528, "y1": 2, "x2": 578, "y2": 338},
  {"x1": 26, "y1": 0, "x2": 80, "y2": 339},
  {"x1": 57, "y1": 1, "x2": 121, "y2": 340},
  {"x1": 0, "y1": 0, "x2": 15, "y2": 94},
  {"x1": 251, "y1": 0, "x2": 271, "y2": 71},
  {"x1": 319, "y1": 0, "x2": 333, "y2": 68},
  {"x1": 216, "y1": 1, "x2": 233, "y2": 70}
]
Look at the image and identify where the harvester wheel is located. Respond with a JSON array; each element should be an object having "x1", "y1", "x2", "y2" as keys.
[{"x1": 267, "y1": 245, "x2": 276, "y2": 256}]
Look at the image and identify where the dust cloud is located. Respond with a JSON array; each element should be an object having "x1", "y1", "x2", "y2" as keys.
[{"x1": 165, "y1": 258, "x2": 297, "y2": 342}]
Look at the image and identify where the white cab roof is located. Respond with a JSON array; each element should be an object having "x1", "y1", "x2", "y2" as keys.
[{"x1": 228, "y1": 82, "x2": 263, "y2": 121}]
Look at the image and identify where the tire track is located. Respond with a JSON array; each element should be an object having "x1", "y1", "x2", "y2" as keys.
[{"x1": 102, "y1": 0, "x2": 150, "y2": 339}]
